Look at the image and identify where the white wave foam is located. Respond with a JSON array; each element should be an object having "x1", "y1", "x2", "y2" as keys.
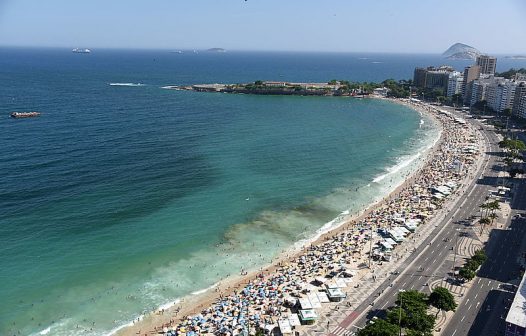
[
  {"x1": 30, "y1": 319, "x2": 68, "y2": 336},
  {"x1": 373, "y1": 151, "x2": 422, "y2": 183},
  {"x1": 192, "y1": 281, "x2": 220, "y2": 295},
  {"x1": 106, "y1": 313, "x2": 145, "y2": 336},
  {"x1": 109, "y1": 83, "x2": 145, "y2": 87},
  {"x1": 106, "y1": 320, "x2": 135, "y2": 336},
  {"x1": 38, "y1": 327, "x2": 51, "y2": 335}
]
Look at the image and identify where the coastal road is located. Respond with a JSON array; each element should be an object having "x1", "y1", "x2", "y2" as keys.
[
  {"x1": 442, "y1": 181, "x2": 526, "y2": 336},
  {"x1": 330, "y1": 113, "x2": 506, "y2": 335}
]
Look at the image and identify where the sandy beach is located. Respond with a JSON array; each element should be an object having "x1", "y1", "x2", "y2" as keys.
[{"x1": 117, "y1": 98, "x2": 481, "y2": 336}]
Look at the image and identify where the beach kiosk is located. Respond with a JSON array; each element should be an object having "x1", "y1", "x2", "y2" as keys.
[
  {"x1": 278, "y1": 319, "x2": 293, "y2": 336},
  {"x1": 299, "y1": 309, "x2": 317, "y2": 325},
  {"x1": 326, "y1": 288, "x2": 346, "y2": 302}
]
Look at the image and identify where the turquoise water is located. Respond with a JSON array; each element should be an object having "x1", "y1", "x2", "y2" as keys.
[{"x1": 0, "y1": 49, "x2": 447, "y2": 336}]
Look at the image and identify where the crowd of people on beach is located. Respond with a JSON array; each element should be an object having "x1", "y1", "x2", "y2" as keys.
[{"x1": 152, "y1": 101, "x2": 481, "y2": 336}]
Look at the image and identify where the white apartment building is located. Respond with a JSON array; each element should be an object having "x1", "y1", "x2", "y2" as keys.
[
  {"x1": 486, "y1": 78, "x2": 517, "y2": 113},
  {"x1": 446, "y1": 71, "x2": 463, "y2": 97}
]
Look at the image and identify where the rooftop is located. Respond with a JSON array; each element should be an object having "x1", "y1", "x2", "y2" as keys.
[{"x1": 506, "y1": 272, "x2": 526, "y2": 328}]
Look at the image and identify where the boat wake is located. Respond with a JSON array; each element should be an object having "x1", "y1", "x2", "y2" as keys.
[{"x1": 109, "y1": 83, "x2": 145, "y2": 87}]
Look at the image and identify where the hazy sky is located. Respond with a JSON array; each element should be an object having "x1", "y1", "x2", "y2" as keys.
[{"x1": 0, "y1": 0, "x2": 525, "y2": 53}]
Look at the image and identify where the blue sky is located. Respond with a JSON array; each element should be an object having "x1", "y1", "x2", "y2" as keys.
[{"x1": 0, "y1": 0, "x2": 525, "y2": 53}]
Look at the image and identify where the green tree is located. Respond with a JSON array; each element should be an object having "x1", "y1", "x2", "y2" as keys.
[
  {"x1": 459, "y1": 267, "x2": 476, "y2": 281},
  {"x1": 495, "y1": 68, "x2": 526, "y2": 79},
  {"x1": 396, "y1": 290, "x2": 428, "y2": 310},
  {"x1": 472, "y1": 249, "x2": 487, "y2": 264},
  {"x1": 357, "y1": 318, "x2": 400, "y2": 336},
  {"x1": 429, "y1": 287, "x2": 457, "y2": 317}
]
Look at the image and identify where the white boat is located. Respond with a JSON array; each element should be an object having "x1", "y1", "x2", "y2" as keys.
[{"x1": 72, "y1": 48, "x2": 91, "y2": 53}]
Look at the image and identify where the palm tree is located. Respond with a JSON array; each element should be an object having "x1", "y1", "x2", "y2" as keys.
[
  {"x1": 488, "y1": 200, "x2": 500, "y2": 216},
  {"x1": 479, "y1": 203, "x2": 490, "y2": 219},
  {"x1": 488, "y1": 213, "x2": 498, "y2": 226},
  {"x1": 479, "y1": 217, "x2": 491, "y2": 234}
]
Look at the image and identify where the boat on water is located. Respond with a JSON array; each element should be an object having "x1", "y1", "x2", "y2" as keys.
[
  {"x1": 10, "y1": 112, "x2": 41, "y2": 118},
  {"x1": 72, "y1": 48, "x2": 91, "y2": 53}
]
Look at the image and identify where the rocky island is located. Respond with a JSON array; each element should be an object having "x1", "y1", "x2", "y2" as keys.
[{"x1": 442, "y1": 42, "x2": 480, "y2": 60}]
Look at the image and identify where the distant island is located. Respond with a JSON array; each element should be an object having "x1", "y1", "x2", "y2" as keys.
[
  {"x1": 505, "y1": 55, "x2": 526, "y2": 60},
  {"x1": 207, "y1": 48, "x2": 226, "y2": 53},
  {"x1": 442, "y1": 42, "x2": 480, "y2": 60}
]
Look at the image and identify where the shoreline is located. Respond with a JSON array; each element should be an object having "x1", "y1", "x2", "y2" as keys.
[{"x1": 116, "y1": 97, "x2": 448, "y2": 336}]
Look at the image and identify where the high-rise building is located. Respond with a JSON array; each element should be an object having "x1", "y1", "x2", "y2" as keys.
[
  {"x1": 476, "y1": 55, "x2": 497, "y2": 75},
  {"x1": 486, "y1": 78, "x2": 516, "y2": 113},
  {"x1": 518, "y1": 95, "x2": 526, "y2": 119},
  {"x1": 513, "y1": 82, "x2": 526, "y2": 118},
  {"x1": 462, "y1": 65, "x2": 480, "y2": 104},
  {"x1": 413, "y1": 68, "x2": 428, "y2": 88},
  {"x1": 413, "y1": 66, "x2": 454, "y2": 94},
  {"x1": 505, "y1": 272, "x2": 526, "y2": 336},
  {"x1": 447, "y1": 71, "x2": 463, "y2": 97}
]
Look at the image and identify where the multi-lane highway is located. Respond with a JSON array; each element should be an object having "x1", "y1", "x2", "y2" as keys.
[
  {"x1": 331, "y1": 110, "x2": 525, "y2": 336},
  {"x1": 444, "y1": 179, "x2": 526, "y2": 336}
]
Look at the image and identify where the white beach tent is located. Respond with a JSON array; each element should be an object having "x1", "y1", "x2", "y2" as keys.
[
  {"x1": 278, "y1": 319, "x2": 293, "y2": 335},
  {"x1": 289, "y1": 314, "x2": 301, "y2": 327},
  {"x1": 307, "y1": 293, "x2": 322, "y2": 308},
  {"x1": 298, "y1": 298, "x2": 313, "y2": 310},
  {"x1": 316, "y1": 291, "x2": 330, "y2": 303}
]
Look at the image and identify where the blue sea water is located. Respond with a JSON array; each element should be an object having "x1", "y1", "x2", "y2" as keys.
[{"x1": 1, "y1": 48, "x2": 525, "y2": 336}]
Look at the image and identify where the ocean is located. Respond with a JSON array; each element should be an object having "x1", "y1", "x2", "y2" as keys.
[{"x1": 1, "y1": 48, "x2": 525, "y2": 336}]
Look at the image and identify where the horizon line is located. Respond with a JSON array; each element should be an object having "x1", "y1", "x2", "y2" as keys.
[{"x1": 0, "y1": 45, "x2": 525, "y2": 56}]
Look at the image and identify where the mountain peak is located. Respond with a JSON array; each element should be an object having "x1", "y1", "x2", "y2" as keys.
[{"x1": 442, "y1": 43, "x2": 481, "y2": 60}]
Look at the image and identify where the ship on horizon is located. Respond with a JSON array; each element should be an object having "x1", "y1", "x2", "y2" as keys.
[
  {"x1": 11, "y1": 111, "x2": 41, "y2": 118},
  {"x1": 72, "y1": 48, "x2": 91, "y2": 53}
]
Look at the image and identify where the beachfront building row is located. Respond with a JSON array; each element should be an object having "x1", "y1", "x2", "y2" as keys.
[
  {"x1": 413, "y1": 54, "x2": 526, "y2": 118},
  {"x1": 467, "y1": 74, "x2": 526, "y2": 117},
  {"x1": 413, "y1": 55, "x2": 497, "y2": 99}
]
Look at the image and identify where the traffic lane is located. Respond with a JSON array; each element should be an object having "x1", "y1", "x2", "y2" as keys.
[{"x1": 444, "y1": 218, "x2": 526, "y2": 335}]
